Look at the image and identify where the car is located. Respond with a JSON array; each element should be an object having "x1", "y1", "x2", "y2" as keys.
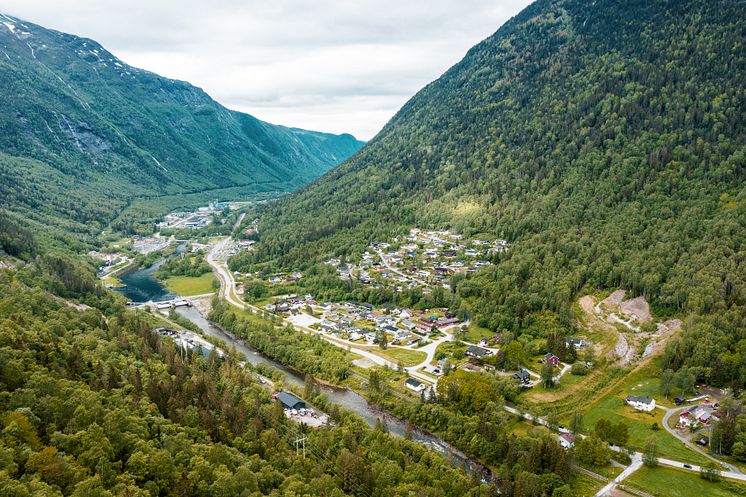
[{"x1": 683, "y1": 464, "x2": 692, "y2": 469}]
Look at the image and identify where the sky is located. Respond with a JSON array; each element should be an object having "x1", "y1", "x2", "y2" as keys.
[{"x1": 4, "y1": 1, "x2": 531, "y2": 140}]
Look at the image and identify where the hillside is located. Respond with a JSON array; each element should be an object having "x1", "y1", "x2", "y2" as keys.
[
  {"x1": 0, "y1": 13, "x2": 363, "y2": 237},
  {"x1": 243, "y1": 0, "x2": 745, "y2": 382}
]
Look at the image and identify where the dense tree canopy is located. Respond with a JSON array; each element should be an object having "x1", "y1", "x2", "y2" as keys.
[{"x1": 238, "y1": 0, "x2": 745, "y2": 386}]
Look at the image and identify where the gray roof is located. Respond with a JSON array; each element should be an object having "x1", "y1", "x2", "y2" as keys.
[
  {"x1": 466, "y1": 345, "x2": 488, "y2": 357},
  {"x1": 405, "y1": 378, "x2": 423, "y2": 388},
  {"x1": 277, "y1": 391, "x2": 306, "y2": 409},
  {"x1": 626, "y1": 395, "x2": 653, "y2": 404}
]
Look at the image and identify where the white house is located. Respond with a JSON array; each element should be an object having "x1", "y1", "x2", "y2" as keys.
[
  {"x1": 626, "y1": 395, "x2": 656, "y2": 412},
  {"x1": 559, "y1": 433, "x2": 575, "y2": 449},
  {"x1": 405, "y1": 378, "x2": 426, "y2": 393}
]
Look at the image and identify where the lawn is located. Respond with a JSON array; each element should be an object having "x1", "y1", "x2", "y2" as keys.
[
  {"x1": 581, "y1": 368, "x2": 711, "y2": 465},
  {"x1": 163, "y1": 273, "x2": 217, "y2": 296},
  {"x1": 463, "y1": 323, "x2": 494, "y2": 343},
  {"x1": 432, "y1": 341, "x2": 468, "y2": 365},
  {"x1": 624, "y1": 466, "x2": 746, "y2": 497},
  {"x1": 369, "y1": 347, "x2": 427, "y2": 367}
]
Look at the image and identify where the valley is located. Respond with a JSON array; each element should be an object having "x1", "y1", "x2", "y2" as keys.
[
  {"x1": 0, "y1": 0, "x2": 744, "y2": 496},
  {"x1": 106, "y1": 208, "x2": 740, "y2": 496}
]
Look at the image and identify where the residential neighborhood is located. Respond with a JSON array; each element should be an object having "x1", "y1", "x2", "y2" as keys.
[{"x1": 326, "y1": 228, "x2": 509, "y2": 292}]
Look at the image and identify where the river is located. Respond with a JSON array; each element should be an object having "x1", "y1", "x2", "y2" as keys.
[
  {"x1": 116, "y1": 258, "x2": 488, "y2": 477},
  {"x1": 175, "y1": 305, "x2": 490, "y2": 477},
  {"x1": 116, "y1": 245, "x2": 186, "y2": 302}
]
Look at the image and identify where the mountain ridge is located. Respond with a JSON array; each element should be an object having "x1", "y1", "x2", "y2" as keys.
[
  {"x1": 0, "y1": 12, "x2": 364, "y2": 235},
  {"x1": 242, "y1": 0, "x2": 744, "y2": 348}
]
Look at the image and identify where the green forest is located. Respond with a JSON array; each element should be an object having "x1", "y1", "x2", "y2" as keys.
[
  {"x1": 207, "y1": 300, "x2": 576, "y2": 496},
  {"x1": 0, "y1": 14, "x2": 363, "y2": 238},
  {"x1": 0, "y1": 270, "x2": 507, "y2": 497},
  {"x1": 234, "y1": 0, "x2": 745, "y2": 388}
]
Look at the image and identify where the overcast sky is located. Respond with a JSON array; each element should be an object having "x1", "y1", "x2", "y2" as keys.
[{"x1": 4, "y1": 1, "x2": 531, "y2": 140}]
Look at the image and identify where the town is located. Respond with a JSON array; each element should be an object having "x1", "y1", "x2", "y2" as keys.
[{"x1": 327, "y1": 228, "x2": 508, "y2": 292}]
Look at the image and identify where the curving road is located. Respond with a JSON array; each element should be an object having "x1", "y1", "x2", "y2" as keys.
[
  {"x1": 501, "y1": 404, "x2": 746, "y2": 492},
  {"x1": 207, "y1": 238, "x2": 437, "y2": 385},
  {"x1": 658, "y1": 405, "x2": 741, "y2": 474}
]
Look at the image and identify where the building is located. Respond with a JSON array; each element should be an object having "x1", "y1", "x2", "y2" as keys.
[
  {"x1": 544, "y1": 353, "x2": 560, "y2": 366},
  {"x1": 513, "y1": 370, "x2": 531, "y2": 385},
  {"x1": 565, "y1": 337, "x2": 589, "y2": 350},
  {"x1": 679, "y1": 405, "x2": 715, "y2": 427},
  {"x1": 465, "y1": 345, "x2": 491, "y2": 359},
  {"x1": 405, "y1": 378, "x2": 426, "y2": 393},
  {"x1": 626, "y1": 395, "x2": 656, "y2": 412},
  {"x1": 559, "y1": 433, "x2": 575, "y2": 449},
  {"x1": 276, "y1": 392, "x2": 306, "y2": 410}
]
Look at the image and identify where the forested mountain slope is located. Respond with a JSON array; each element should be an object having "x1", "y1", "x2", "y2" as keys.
[
  {"x1": 0, "y1": 270, "x2": 501, "y2": 496},
  {"x1": 0, "y1": 13, "x2": 363, "y2": 236},
  {"x1": 248, "y1": 0, "x2": 745, "y2": 381}
]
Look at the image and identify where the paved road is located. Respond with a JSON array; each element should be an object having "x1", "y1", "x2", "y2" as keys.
[
  {"x1": 376, "y1": 248, "x2": 428, "y2": 286},
  {"x1": 658, "y1": 405, "x2": 742, "y2": 474},
  {"x1": 594, "y1": 452, "x2": 642, "y2": 497},
  {"x1": 502, "y1": 405, "x2": 746, "y2": 485},
  {"x1": 207, "y1": 239, "x2": 437, "y2": 385}
]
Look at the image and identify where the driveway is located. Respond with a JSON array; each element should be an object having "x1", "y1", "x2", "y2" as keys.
[{"x1": 658, "y1": 405, "x2": 741, "y2": 474}]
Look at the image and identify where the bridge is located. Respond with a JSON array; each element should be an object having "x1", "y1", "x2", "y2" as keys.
[{"x1": 126, "y1": 293, "x2": 214, "y2": 309}]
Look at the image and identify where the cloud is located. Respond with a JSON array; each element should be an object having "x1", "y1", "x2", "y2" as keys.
[{"x1": 4, "y1": 0, "x2": 531, "y2": 139}]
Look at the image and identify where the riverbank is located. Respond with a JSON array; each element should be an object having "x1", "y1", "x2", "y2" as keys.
[{"x1": 174, "y1": 305, "x2": 495, "y2": 481}]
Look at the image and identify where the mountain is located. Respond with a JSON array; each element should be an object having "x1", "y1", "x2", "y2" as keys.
[
  {"x1": 246, "y1": 0, "x2": 745, "y2": 364},
  {"x1": 0, "y1": 13, "x2": 364, "y2": 236}
]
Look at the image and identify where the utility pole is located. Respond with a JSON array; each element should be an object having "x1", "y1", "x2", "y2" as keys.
[{"x1": 293, "y1": 436, "x2": 307, "y2": 458}]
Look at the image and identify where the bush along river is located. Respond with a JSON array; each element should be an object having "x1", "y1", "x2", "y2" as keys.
[
  {"x1": 119, "y1": 259, "x2": 493, "y2": 481},
  {"x1": 174, "y1": 305, "x2": 494, "y2": 482}
]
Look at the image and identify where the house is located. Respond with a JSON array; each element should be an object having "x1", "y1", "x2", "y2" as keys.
[
  {"x1": 513, "y1": 370, "x2": 531, "y2": 385},
  {"x1": 565, "y1": 337, "x2": 589, "y2": 350},
  {"x1": 405, "y1": 378, "x2": 426, "y2": 393},
  {"x1": 465, "y1": 345, "x2": 490, "y2": 359},
  {"x1": 674, "y1": 397, "x2": 685, "y2": 406},
  {"x1": 276, "y1": 392, "x2": 306, "y2": 410},
  {"x1": 544, "y1": 353, "x2": 560, "y2": 366},
  {"x1": 626, "y1": 395, "x2": 656, "y2": 412},
  {"x1": 274, "y1": 302, "x2": 290, "y2": 313},
  {"x1": 401, "y1": 319, "x2": 417, "y2": 330},
  {"x1": 559, "y1": 433, "x2": 575, "y2": 449},
  {"x1": 679, "y1": 405, "x2": 715, "y2": 427}
]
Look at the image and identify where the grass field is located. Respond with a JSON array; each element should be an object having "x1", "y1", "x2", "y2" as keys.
[
  {"x1": 581, "y1": 365, "x2": 711, "y2": 465},
  {"x1": 163, "y1": 273, "x2": 217, "y2": 296},
  {"x1": 463, "y1": 323, "x2": 494, "y2": 343},
  {"x1": 568, "y1": 471, "x2": 606, "y2": 497},
  {"x1": 369, "y1": 347, "x2": 428, "y2": 367},
  {"x1": 624, "y1": 466, "x2": 746, "y2": 497},
  {"x1": 431, "y1": 341, "x2": 468, "y2": 365},
  {"x1": 102, "y1": 275, "x2": 124, "y2": 288}
]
